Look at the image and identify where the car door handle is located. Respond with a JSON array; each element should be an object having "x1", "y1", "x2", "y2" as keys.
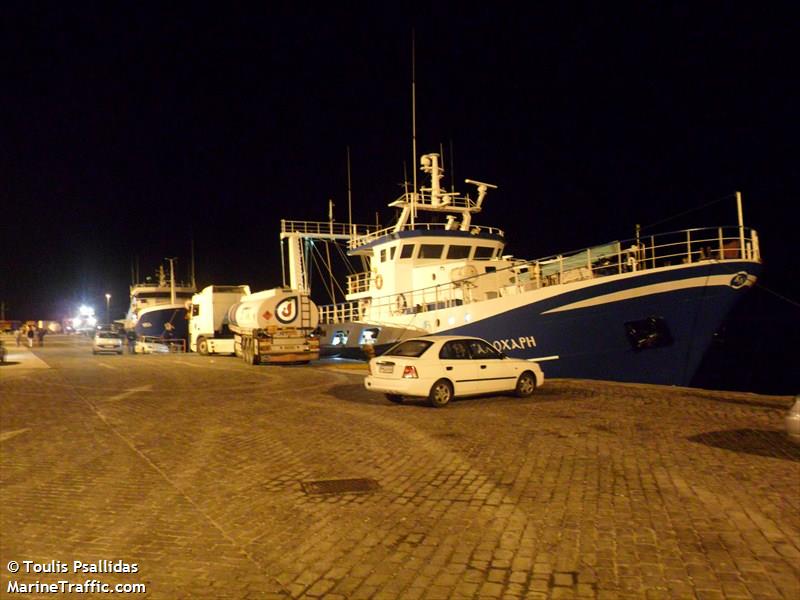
[
  {"x1": 446, "y1": 366, "x2": 453, "y2": 371},
  {"x1": 480, "y1": 365, "x2": 487, "y2": 369}
]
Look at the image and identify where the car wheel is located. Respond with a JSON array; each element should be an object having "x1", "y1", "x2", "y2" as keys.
[
  {"x1": 385, "y1": 394, "x2": 404, "y2": 404},
  {"x1": 515, "y1": 371, "x2": 537, "y2": 398},
  {"x1": 429, "y1": 379, "x2": 453, "y2": 408},
  {"x1": 197, "y1": 337, "x2": 208, "y2": 355}
]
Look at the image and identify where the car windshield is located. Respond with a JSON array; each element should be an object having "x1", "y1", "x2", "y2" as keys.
[{"x1": 383, "y1": 339, "x2": 433, "y2": 358}]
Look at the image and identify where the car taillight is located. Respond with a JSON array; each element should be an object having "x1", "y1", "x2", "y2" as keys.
[{"x1": 402, "y1": 365, "x2": 418, "y2": 379}]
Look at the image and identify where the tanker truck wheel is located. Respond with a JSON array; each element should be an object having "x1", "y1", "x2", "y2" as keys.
[{"x1": 197, "y1": 337, "x2": 209, "y2": 355}]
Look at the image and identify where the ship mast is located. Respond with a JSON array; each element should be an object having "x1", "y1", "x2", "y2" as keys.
[
  {"x1": 347, "y1": 146, "x2": 353, "y2": 235},
  {"x1": 736, "y1": 190, "x2": 745, "y2": 258},
  {"x1": 165, "y1": 257, "x2": 177, "y2": 304},
  {"x1": 411, "y1": 30, "x2": 417, "y2": 229},
  {"x1": 190, "y1": 238, "x2": 196, "y2": 289}
]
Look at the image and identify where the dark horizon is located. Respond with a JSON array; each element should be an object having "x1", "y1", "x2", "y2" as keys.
[{"x1": 2, "y1": 6, "x2": 798, "y2": 324}]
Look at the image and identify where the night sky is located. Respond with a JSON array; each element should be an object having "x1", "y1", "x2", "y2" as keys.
[{"x1": 2, "y1": 5, "x2": 797, "y2": 324}]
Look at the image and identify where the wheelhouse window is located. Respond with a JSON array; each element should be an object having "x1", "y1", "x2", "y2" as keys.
[
  {"x1": 390, "y1": 246, "x2": 397, "y2": 260},
  {"x1": 474, "y1": 246, "x2": 495, "y2": 260},
  {"x1": 419, "y1": 244, "x2": 444, "y2": 259},
  {"x1": 400, "y1": 244, "x2": 415, "y2": 259},
  {"x1": 380, "y1": 249, "x2": 387, "y2": 262},
  {"x1": 447, "y1": 245, "x2": 471, "y2": 259}
]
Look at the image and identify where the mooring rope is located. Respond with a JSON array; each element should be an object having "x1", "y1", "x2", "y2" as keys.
[
  {"x1": 639, "y1": 193, "x2": 736, "y2": 232},
  {"x1": 755, "y1": 282, "x2": 800, "y2": 309}
]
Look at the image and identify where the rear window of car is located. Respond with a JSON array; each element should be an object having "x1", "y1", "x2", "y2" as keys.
[
  {"x1": 97, "y1": 332, "x2": 118, "y2": 339},
  {"x1": 383, "y1": 339, "x2": 433, "y2": 358}
]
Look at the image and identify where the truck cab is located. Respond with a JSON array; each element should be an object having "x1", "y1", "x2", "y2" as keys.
[{"x1": 189, "y1": 285, "x2": 251, "y2": 354}]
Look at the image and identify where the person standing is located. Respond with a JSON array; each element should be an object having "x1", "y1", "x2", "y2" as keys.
[
  {"x1": 126, "y1": 329, "x2": 137, "y2": 354},
  {"x1": 26, "y1": 326, "x2": 34, "y2": 348}
]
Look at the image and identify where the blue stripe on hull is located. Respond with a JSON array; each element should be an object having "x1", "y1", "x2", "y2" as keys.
[{"x1": 443, "y1": 262, "x2": 761, "y2": 386}]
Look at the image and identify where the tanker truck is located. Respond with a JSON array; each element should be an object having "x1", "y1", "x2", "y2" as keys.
[
  {"x1": 227, "y1": 287, "x2": 320, "y2": 364},
  {"x1": 189, "y1": 284, "x2": 251, "y2": 355}
]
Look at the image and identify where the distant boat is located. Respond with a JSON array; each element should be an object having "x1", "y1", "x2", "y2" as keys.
[
  {"x1": 284, "y1": 152, "x2": 762, "y2": 387},
  {"x1": 133, "y1": 302, "x2": 190, "y2": 343},
  {"x1": 125, "y1": 259, "x2": 195, "y2": 345}
]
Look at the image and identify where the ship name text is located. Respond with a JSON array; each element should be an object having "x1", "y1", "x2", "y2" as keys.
[{"x1": 492, "y1": 335, "x2": 537, "y2": 352}]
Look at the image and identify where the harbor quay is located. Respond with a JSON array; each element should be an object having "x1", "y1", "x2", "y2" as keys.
[{"x1": 1, "y1": 335, "x2": 798, "y2": 599}]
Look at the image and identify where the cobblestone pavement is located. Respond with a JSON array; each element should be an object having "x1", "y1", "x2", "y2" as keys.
[{"x1": 1, "y1": 335, "x2": 798, "y2": 599}]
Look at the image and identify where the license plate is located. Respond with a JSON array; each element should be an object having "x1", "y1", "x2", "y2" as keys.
[{"x1": 379, "y1": 365, "x2": 393, "y2": 374}]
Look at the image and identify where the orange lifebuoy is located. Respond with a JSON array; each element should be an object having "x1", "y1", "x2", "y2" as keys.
[{"x1": 375, "y1": 274, "x2": 383, "y2": 289}]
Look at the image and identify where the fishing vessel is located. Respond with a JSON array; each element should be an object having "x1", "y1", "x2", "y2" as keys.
[
  {"x1": 124, "y1": 259, "x2": 195, "y2": 344},
  {"x1": 283, "y1": 152, "x2": 762, "y2": 386}
]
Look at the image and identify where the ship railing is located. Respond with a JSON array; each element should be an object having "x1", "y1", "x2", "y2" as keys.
[
  {"x1": 349, "y1": 221, "x2": 505, "y2": 250},
  {"x1": 347, "y1": 272, "x2": 373, "y2": 295},
  {"x1": 348, "y1": 225, "x2": 395, "y2": 248},
  {"x1": 131, "y1": 281, "x2": 195, "y2": 289},
  {"x1": 531, "y1": 225, "x2": 759, "y2": 287},
  {"x1": 319, "y1": 302, "x2": 361, "y2": 324},
  {"x1": 319, "y1": 225, "x2": 760, "y2": 323},
  {"x1": 281, "y1": 219, "x2": 382, "y2": 239},
  {"x1": 391, "y1": 190, "x2": 481, "y2": 212}
]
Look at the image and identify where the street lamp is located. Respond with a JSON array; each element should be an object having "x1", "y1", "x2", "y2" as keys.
[{"x1": 105, "y1": 293, "x2": 111, "y2": 325}]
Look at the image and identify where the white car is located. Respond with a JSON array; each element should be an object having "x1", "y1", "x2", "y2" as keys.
[
  {"x1": 93, "y1": 331, "x2": 123, "y2": 355},
  {"x1": 364, "y1": 335, "x2": 544, "y2": 407}
]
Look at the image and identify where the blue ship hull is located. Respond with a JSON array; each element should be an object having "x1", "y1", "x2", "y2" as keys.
[
  {"x1": 345, "y1": 260, "x2": 761, "y2": 387},
  {"x1": 134, "y1": 304, "x2": 189, "y2": 342},
  {"x1": 440, "y1": 261, "x2": 761, "y2": 386}
]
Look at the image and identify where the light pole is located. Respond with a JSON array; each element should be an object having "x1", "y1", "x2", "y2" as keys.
[{"x1": 105, "y1": 293, "x2": 111, "y2": 325}]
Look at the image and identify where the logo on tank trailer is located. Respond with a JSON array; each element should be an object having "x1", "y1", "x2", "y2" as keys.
[{"x1": 276, "y1": 297, "x2": 298, "y2": 324}]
